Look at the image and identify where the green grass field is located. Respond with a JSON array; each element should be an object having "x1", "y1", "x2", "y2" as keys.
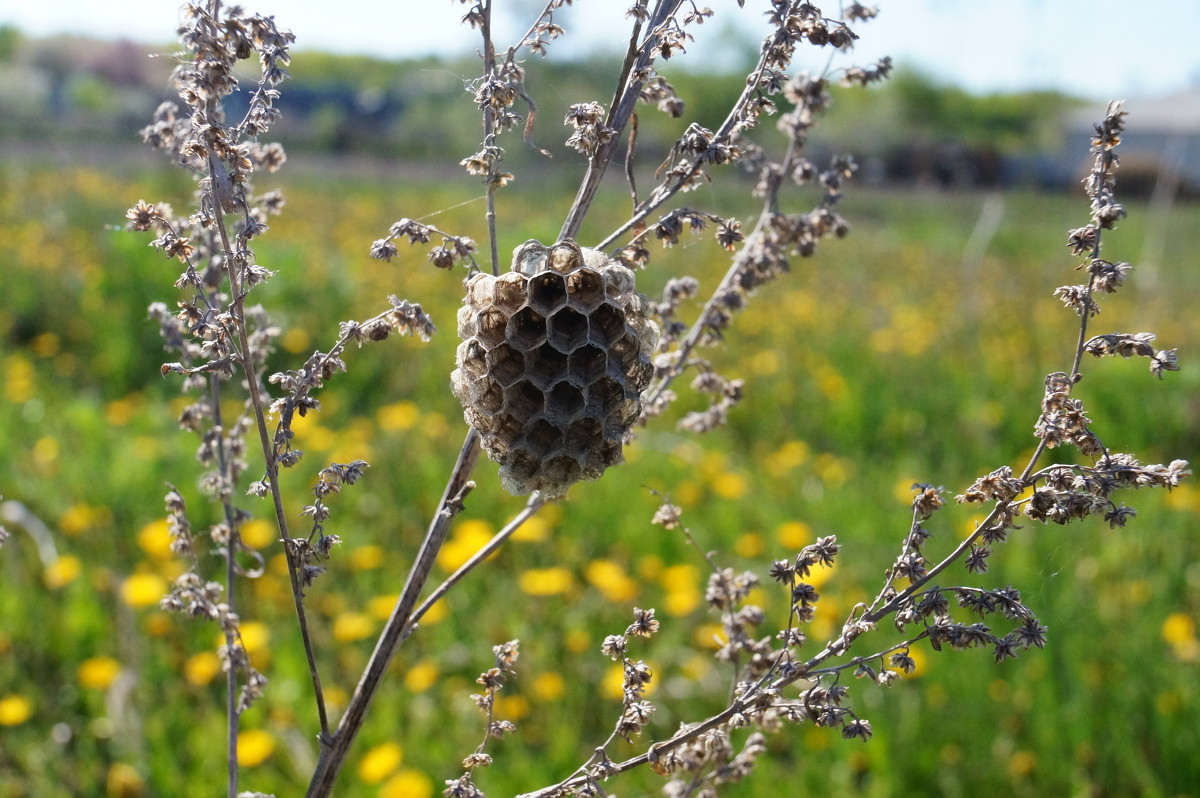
[{"x1": 1, "y1": 159, "x2": 1197, "y2": 798}]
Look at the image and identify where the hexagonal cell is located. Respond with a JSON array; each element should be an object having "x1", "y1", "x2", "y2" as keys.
[
  {"x1": 609, "y1": 331, "x2": 641, "y2": 370},
  {"x1": 507, "y1": 447, "x2": 541, "y2": 481},
  {"x1": 566, "y1": 267, "x2": 606, "y2": 312},
  {"x1": 505, "y1": 379, "x2": 545, "y2": 421},
  {"x1": 568, "y1": 344, "x2": 607, "y2": 386},
  {"x1": 542, "y1": 454, "x2": 582, "y2": 488},
  {"x1": 547, "y1": 241, "x2": 582, "y2": 274},
  {"x1": 474, "y1": 378, "x2": 504, "y2": 415},
  {"x1": 456, "y1": 305, "x2": 478, "y2": 339},
  {"x1": 486, "y1": 342, "x2": 526, "y2": 387},
  {"x1": 547, "y1": 307, "x2": 589, "y2": 353},
  {"x1": 476, "y1": 306, "x2": 509, "y2": 349},
  {"x1": 523, "y1": 418, "x2": 564, "y2": 458},
  {"x1": 493, "y1": 271, "x2": 529, "y2": 313},
  {"x1": 493, "y1": 414, "x2": 524, "y2": 446},
  {"x1": 546, "y1": 380, "x2": 585, "y2": 422},
  {"x1": 512, "y1": 240, "x2": 548, "y2": 275},
  {"x1": 627, "y1": 357, "x2": 653, "y2": 389},
  {"x1": 587, "y1": 375, "x2": 625, "y2": 412},
  {"x1": 603, "y1": 263, "x2": 636, "y2": 296},
  {"x1": 528, "y1": 271, "x2": 568, "y2": 315},
  {"x1": 565, "y1": 417, "x2": 602, "y2": 452},
  {"x1": 457, "y1": 340, "x2": 488, "y2": 380},
  {"x1": 527, "y1": 343, "x2": 569, "y2": 390},
  {"x1": 617, "y1": 398, "x2": 641, "y2": 427},
  {"x1": 588, "y1": 303, "x2": 626, "y2": 347},
  {"x1": 507, "y1": 306, "x2": 547, "y2": 350},
  {"x1": 466, "y1": 272, "x2": 496, "y2": 307}
]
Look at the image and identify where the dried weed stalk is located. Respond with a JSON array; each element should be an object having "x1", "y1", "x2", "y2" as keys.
[{"x1": 127, "y1": 2, "x2": 1184, "y2": 797}]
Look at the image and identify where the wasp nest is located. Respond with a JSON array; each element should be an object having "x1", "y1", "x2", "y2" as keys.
[{"x1": 451, "y1": 239, "x2": 659, "y2": 498}]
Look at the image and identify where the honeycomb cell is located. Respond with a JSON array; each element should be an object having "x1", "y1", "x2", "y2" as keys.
[
  {"x1": 458, "y1": 340, "x2": 488, "y2": 380},
  {"x1": 547, "y1": 307, "x2": 589, "y2": 353},
  {"x1": 487, "y1": 342, "x2": 525, "y2": 387},
  {"x1": 512, "y1": 240, "x2": 548, "y2": 275},
  {"x1": 528, "y1": 271, "x2": 568, "y2": 315},
  {"x1": 617, "y1": 398, "x2": 641, "y2": 427},
  {"x1": 506, "y1": 447, "x2": 541, "y2": 481},
  {"x1": 493, "y1": 272, "x2": 529, "y2": 313},
  {"x1": 588, "y1": 303, "x2": 625, "y2": 347},
  {"x1": 547, "y1": 241, "x2": 582, "y2": 274},
  {"x1": 456, "y1": 305, "x2": 478, "y2": 339},
  {"x1": 604, "y1": 263, "x2": 636, "y2": 296},
  {"x1": 506, "y1": 379, "x2": 545, "y2": 422},
  {"x1": 527, "y1": 343, "x2": 569, "y2": 390},
  {"x1": 587, "y1": 375, "x2": 625, "y2": 412},
  {"x1": 627, "y1": 357, "x2": 653, "y2": 388},
  {"x1": 476, "y1": 306, "x2": 509, "y2": 349},
  {"x1": 566, "y1": 268, "x2": 605, "y2": 312},
  {"x1": 466, "y1": 272, "x2": 496, "y2": 307},
  {"x1": 475, "y1": 378, "x2": 504, "y2": 415},
  {"x1": 565, "y1": 417, "x2": 602, "y2": 452},
  {"x1": 609, "y1": 331, "x2": 641, "y2": 370},
  {"x1": 507, "y1": 306, "x2": 547, "y2": 349},
  {"x1": 524, "y1": 418, "x2": 564, "y2": 458},
  {"x1": 546, "y1": 381, "x2": 585, "y2": 422},
  {"x1": 494, "y1": 414, "x2": 524, "y2": 446},
  {"x1": 543, "y1": 455, "x2": 582, "y2": 487},
  {"x1": 568, "y1": 344, "x2": 607, "y2": 386}
]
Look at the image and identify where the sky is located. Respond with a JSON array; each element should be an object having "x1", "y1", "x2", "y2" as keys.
[{"x1": 3, "y1": 1, "x2": 1199, "y2": 101}]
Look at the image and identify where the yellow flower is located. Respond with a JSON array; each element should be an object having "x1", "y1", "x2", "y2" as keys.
[
  {"x1": 0, "y1": 694, "x2": 33, "y2": 726},
  {"x1": 60, "y1": 503, "x2": 105, "y2": 536},
  {"x1": 776, "y1": 520, "x2": 811, "y2": 550},
  {"x1": 78, "y1": 656, "x2": 122, "y2": 690},
  {"x1": 236, "y1": 729, "x2": 276, "y2": 767},
  {"x1": 105, "y1": 394, "x2": 143, "y2": 427},
  {"x1": 379, "y1": 769, "x2": 434, "y2": 798},
  {"x1": 660, "y1": 564, "x2": 701, "y2": 617},
  {"x1": 403, "y1": 659, "x2": 439, "y2": 693},
  {"x1": 711, "y1": 471, "x2": 749, "y2": 500},
  {"x1": 733, "y1": 531, "x2": 763, "y2": 558},
  {"x1": 518, "y1": 567, "x2": 575, "y2": 596},
  {"x1": 493, "y1": 693, "x2": 529, "y2": 721},
  {"x1": 333, "y1": 612, "x2": 375, "y2": 642},
  {"x1": 1008, "y1": 749, "x2": 1037, "y2": 778},
  {"x1": 137, "y1": 519, "x2": 172, "y2": 560},
  {"x1": 532, "y1": 671, "x2": 565, "y2": 701},
  {"x1": 240, "y1": 519, "x2": 277, "y2": 549},
  {"x1": 377, "y1": 400, "x2": 420, "y2": 432},
  {"x1": 281, "y1": 327, "x2": 311, "y2": 354},
  {"x1": 510, "y1": 514, "x2": 551, "y2": 542},
  {"x1": 1162, "y1": 612, "x2": 1200, "y2": 661},
  {"x1": 121, "y1": 573, "x2": 167, "y2": 609},
  {"x1": 3, "y1": 354, "x2": 33, "y2": 403},
  {"x1": 349, "y1": 544, "x2": 385, "y2": 571},
  {"x1": 585, "y1": 559, "x2": 638, "y2": 603},
  {"x1": 44, "y1": 555, "x2": 82, "y2": 589},
  {"x1": 184, "y1": 652, "x2": 222, "y2": 686},
  {"x1": 239, "y1": 621, "x2": 271, "y2": 657},
  {"x1": 437, "y1": 519, "x2": 495, "y2": 572},
  {"x1": 105, "y1": 762, "x2": 144, "y2": 798},
  {"x1": 358, "y1": 741, "x2": 403, "y2": 784}
]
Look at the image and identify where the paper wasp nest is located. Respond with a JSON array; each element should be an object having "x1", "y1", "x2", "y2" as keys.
[{"x1": 451, "y1": 240, "x2": 659, "y2": 498}]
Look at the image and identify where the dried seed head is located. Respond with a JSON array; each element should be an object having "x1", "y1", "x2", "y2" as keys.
[{"x1": 451, "y1": 239, "x2": 659, "y2": 497}]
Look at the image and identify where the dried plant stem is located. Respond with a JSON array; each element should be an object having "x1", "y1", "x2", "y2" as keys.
[
  {"x1": 205, "y1": 374, "x2": 242, "y2": 798},
  {"x1": 401, "y1": 492, "x2": 546, "y2": 645},
  {"x1": 560, "y1": 1, "x2": 683, "y2": 241},
  {"x1": 306, "y1": 429, "x2": 481, "y2": 798},
  {"x1": 211, "y1": 178, "x2": 331, "y2": 740}
]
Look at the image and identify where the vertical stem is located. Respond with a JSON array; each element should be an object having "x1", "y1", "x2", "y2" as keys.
[{"x1": 306, "y1": 429, "x2": 481, "y2": 798}]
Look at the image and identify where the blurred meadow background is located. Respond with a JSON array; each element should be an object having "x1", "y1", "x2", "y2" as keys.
[{"x1": 1, "y1": 7, "x2": 1199, "y2": 798}]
